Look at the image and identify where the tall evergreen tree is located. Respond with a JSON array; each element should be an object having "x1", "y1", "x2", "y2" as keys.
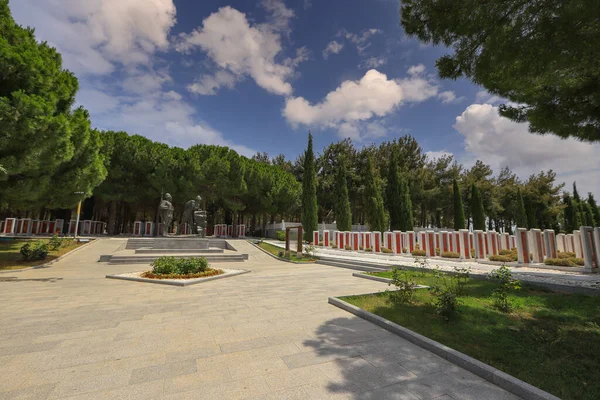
[
  {"x1": 301, "y1": 133, "x2": 318, "y2": 241},
  {"x1": 587, "y1": 193, "x2": 600, "y2": 226},
  {"x1": 364, "y1": 155, "x2": 386, "y2": 232},
  {"x1": 563, "y1": 194, "x2": 578, "y2": 233},
  {"x1": 525, "y1": 198, "x2": 537, "y2": 229},
  {"x1": 452, "y1": 179, "x2": 465, "y2": 230},
  {"x1": 334, "y1": 157, "x2": 352, "y2": 231},
  {"x1": 400, "y1": 177, "x2": 414, "y2": 231},
  {"x1": 573, "y1": 182, "x2": 581, "y2": 202},
  {"x1": 386, "y1": 149, "x2": 402, "y2": 230},
  {"x1": 515, "y1": 189, "x2": 528, "y2": 228},
  {"x1": 470, "y1": 184, "x2": 486, "y2": 230},
  {"x1": 583, "y1": 201, "x2": 596, "y2": 227}
]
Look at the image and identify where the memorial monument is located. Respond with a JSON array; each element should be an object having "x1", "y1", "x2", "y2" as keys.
[
  {"x1": 182, "y1": 195, "x2": 208, "y2": 237},
  {"x1": 156, "y1": 193, "x2": 174, "y2": 236}
]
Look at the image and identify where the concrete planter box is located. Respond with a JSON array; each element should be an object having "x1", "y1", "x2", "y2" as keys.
[{"x1": 106, "y1": 269, "x2": 249, "y2": 286}]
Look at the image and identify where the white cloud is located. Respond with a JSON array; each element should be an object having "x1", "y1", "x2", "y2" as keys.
[
  {"x1": 407, "y1": 64, "x2": 426, "y2": 76},
  {"x1": 177, "y1": 3, "x2": 304, "y2": 96},
  {"x1": 454, "y1": 104, "x2": 600, "y2": 197},
  {"x1": 437, "y1": 91, "x2": 466, "y2": 104},
  {"x1": 425, "y1": 150, "x2": 453, "y2": 161},
  {"x1": 11, "y1": 0, "x2": 177, "y2": 76},
  {"x1": 260, "y1": 0, "x2": 295, "y2": 33},
  {"x1": 322, "y1": 40, "x2": 344, "y2": 59},
  {"x1": 474, "y1": 90, "x2": 504, "y2": 105},
  {"x1": 360, "y1": 57, "x2": 387, "y2": 69},
  {"x1": 341, "y1": 28, "x2": 382, "y2": 54},
  {"x1": 283, "y1": 67, "x2": 441, "y2": 140}
]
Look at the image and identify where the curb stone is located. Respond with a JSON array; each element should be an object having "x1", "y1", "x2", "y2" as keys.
[
  {"x1": 247, "y1": 240, "x2": 317, "y2": 265},
  {"x1": 106, "y1": 269, "x2": 250, "y2": 286},
  {"x1": 0, "y1": 238, "x2": 100, "y2": 274},
  {"x1": 328, "y1": 296, "x2": 560, "y2": 400}
]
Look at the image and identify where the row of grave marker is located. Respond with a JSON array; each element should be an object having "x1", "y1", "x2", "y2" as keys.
[
  {"x1": 313, "y1": 226, "x2": 600, "y2": 272},
  {"x1": 1, "y1": 218, "x2": 106, "y2": 236}
]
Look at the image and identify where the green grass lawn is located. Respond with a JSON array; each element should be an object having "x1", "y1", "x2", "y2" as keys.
[
  {"x1": 257, "y1": 241, "x2": 316, "y2": 262},
  {"x1": 0, "y1": 239, "x2": 84, "y2": 270},
  {"x1": 345, "y1": 269, "x2": 600, "y2": 400}
]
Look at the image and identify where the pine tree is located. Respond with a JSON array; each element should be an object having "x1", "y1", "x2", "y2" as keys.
[
  {"x1": 525, "y1": 198, "x2": 537, "y2": 229},
  {"x1": 563, "y1": 194, "x2": 578, "y2": 233},
  {"x1": 587, "y1": 193, "x2": 600, "y2": 226},
  {"x1": 452, "y1": 179, "x2": 465, "y2": 230},
  {"x1": 301, "y1": 133, "x2": 318, "y2": 241},
  {"x1": 515, "y1": 189, "x2": 528, "y2": 228},
  {"x1": 334, "y1": 157, "x2": 352, "y2": 231},
  {"x1": 364, "y1": 155, "x2": 386, "y2": 232},
  {"x1": 386, "y1": 149, "x2": 402, "y2": 230},
  {"x1": 401, "y1": 178, "x2": 414, "y2": 231},
  {"x1": 470, "y1": 184, "x2": 486, "y2": 230}
]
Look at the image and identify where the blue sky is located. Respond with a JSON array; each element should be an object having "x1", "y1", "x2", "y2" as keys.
[{"x1": 10, "y1": 0, "x2": 600, "y2": 195}]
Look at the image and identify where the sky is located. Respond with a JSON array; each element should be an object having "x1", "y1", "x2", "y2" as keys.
[{"x1": 10, "y1": 0, "x2": 600, "y2": 197}]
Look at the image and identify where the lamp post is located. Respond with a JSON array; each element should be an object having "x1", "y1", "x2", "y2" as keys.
[{"x1": 74, "y1": 191, "x2": 84, "y2": 239}]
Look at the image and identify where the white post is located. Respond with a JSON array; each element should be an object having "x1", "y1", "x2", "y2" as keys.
[
  {"x1": 530, "y1": 229, "x2": 543, "y2": 263},
  {"x1": 515, "y1": 228, "x2": 530, "y2": 264},
  {"x1": 580, "y1": 226, "x2": 596, "y2": 272}
]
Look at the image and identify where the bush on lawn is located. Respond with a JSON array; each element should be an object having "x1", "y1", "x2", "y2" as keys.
[
  {"x1": 278, "y1": 250, "x2": 284, "y2": 257},
  {"x1": 411, "y1": 249, "x2": 426, "y2": 256},
  {"x1": 275, "y1": 230, "x2": 286, "y2": 241},
  {"x1": 382, "y1": 247, "x2": 393, "y2": 253},
  {"x1": 151, "y1": 257, "x2": 209, "y2": 275},
  {"x1": 489, "y1": 254, "x2": 517, "y2": 262},
  {"x1": 557, "y1": 251, "x2": 576, "y2": 259},
  {"x1": 544, "y1": 257, "x2": 584, "y2": 267},
  {"x1": 441, "y1": 251, "x2": 460, "y2": 258},
  {"x1": 20, "y1": 241, "x2": 49, "y2": 261}
]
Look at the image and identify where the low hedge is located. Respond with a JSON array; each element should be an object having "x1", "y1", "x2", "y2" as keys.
[
  {"x1": 489, "y1": 254, "x2": 516, "y2": 262},
  {"x1": 441, "y1": 251, "x2": 460, "y2": 258},
  {"x1": 382, "y1": 247, "x2": 393, "y2": 254},
  {"x1": 557, "y1": 251, "x2": 576, "y2": 259},
  {"x1": 275, "y1": 230, "x2": 286, "y2": 241},
  {"x1": 544, "y1": 257, "x2": 584, "y2": 267},
  {"x1": 345, "y1": 245, "x2": 352, "y2": 251},
  {"x1": 20, "y1": 241, "x2": 49, "y2": 261},
  {"x1": 151, "y1": 256, "x2": 209, "y2": 275},
  {"x1": 141, "y1": 269, "x2": 224, "y2": 279},
  {"x1": 411, "y1": 249, "x2": 426, "y2": 257},
  {"x1": 364, "y1": 247, "x2": 373, "y2": 252}
]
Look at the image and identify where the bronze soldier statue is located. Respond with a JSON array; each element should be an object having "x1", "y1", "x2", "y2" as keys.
[{"x1": 157, "y1": 193, "x2": 174, "y2": 236}]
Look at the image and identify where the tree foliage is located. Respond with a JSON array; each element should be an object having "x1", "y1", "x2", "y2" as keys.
[
  {"x1": 0, "y1": 1, "x2": 105, "y2": 210},
  {"x1": 386, "y1": 149, "x2": 402, "y2": 230},
  {"x1": 334, "y1": 157, "x2": 352, "y2": 231},
  {"x1": 400, "y1": 0, "x2": 600, "y2": 142},
  {"x1": 364, "y1": 155, "x2": 386, "y2": 232},
  {"x1": 470, "y1": 184, "x2": 486, "y2": 231},
  {"x1": 452, "y1": 179, "x2": 465, "y2": 230},
  {"x1": 301, "y1": 133, "x2": 318, "y2": 241}
]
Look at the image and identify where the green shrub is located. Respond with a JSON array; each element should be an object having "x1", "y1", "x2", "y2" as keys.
[
  {"x1": 48, "y1": 235, "x2": 63, "y2": 251},
  {"x1": 557, "y1": 251, "x2": 576, "y2": 259},
  {"x1": 435, "y1": 247, "x2": 441, "y2": 256},
  {"x1": 428, "y1": 267, "x2": 469, "y2": 321},
  {"x1": 364, "y1": 247, "x2": 373, "y2": 252},
  {"x1": 489, "y1": 254, "x2": 516, "y2": 262},
  {"x1": 441, "y1": 251, "x2": 460, "y2": 258},
  {"x1": 318, "y1": 241, "x2": 323, "y2": 246},
  {"x1": 402, "y1": 247, "x2": 407, "y2": 253},
  {"x1": 275, "y1": 230, "x2": 286, "y2": 241},
  {"x1": 345, "y1": 245, "x2": 352, "y2": 250},
  {"x1": 470, "y1": 248, "x2": 475, "y2": 258},
  {"x1": 498, "y1": 249, "x2": 516, "y2": 256},
  {"x1": 544, "y1": 257, "x2": 584, "y2": 267},
  {"x1": 488, "y1": 265, "x2": 521, "y2": 312},
  {"x1": 382, "y1": 247, "x2": 393, "y2": 254},
  {"x1": 20, "y1": 241, "x2": 49, "y2": 261},
  {"x1": 388, "y1": 267, "x2": 417, "y2": 305},
  {"x1": 278, "y1": 251, "x2": 284, "y2": 257},
  {"x1": 411, "y1": 249, "x2": 426, "y2": 256},
  {"x1": 331, "y1": 244, "x2": 338, "y2": 249},
  {"x1": 359, "y1": 246, "x2": 364, "y2": 251},
  {"x1": 151, "y1": 257, "x2": 209, "y2": 275}
]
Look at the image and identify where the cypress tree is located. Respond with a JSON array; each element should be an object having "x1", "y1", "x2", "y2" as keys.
[
  {"x1": 525, "y1": 198, "x2": 537, "y2": 229},
  {"x1": 334, "y1": 157, "x2": 352, "y2": 231},
  {"x1": 301, "y1": 133, "x2": 318, "y2": 241},
  {"x1": 583, "y1": 201, "x2": 596, "y2": 227},
  {"x1": 573, "y1": 182, "x2": 581, "y2": 202},
  {"x1": 401, "y1": 177, "x2": 414, "y2": 231},
  {"x1": 563, "y1": 194, "x2": 578, "y2": 233},
  {"x1": 386, "y1": 150, "x2": 402, "y2": 230},
  {"x1": 587, "y1": 193, "x2": 600, "y2": 226},
  {"x1": 452, "y1": 179, "x2": 465, "y2": 230},
  {"x1": 364, "y1": 155, "x2": 386, "y2": 232},
  {"x1": 515, "y1": 189, "x2": 528, "y2": 228},
  {"x1": 470, "y1": 184, "x2": 486, "y2": 230}
]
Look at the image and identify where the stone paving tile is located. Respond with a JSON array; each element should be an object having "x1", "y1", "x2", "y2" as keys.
[
  {"x1": 0, "y1": 239, "x2": 522, "y2": 400},
  {"x1": 129, "y1": 360, "x2": 197, "y2": 385},
  {"x1": 0, "y1": 383, "x2": 56, "y2": 400}
]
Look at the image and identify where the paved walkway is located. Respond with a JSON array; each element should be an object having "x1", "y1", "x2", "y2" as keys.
[{"x1": 0, "y1": 239, "x2": 519, "y2": 399}]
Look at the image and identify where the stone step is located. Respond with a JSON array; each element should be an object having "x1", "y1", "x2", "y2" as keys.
[
  {"x1": 108, "y1": 254, "x2": 247, "y2": 264},
  {"x1": 134, "y1": 248, "x2": 224, "y2": 254}
]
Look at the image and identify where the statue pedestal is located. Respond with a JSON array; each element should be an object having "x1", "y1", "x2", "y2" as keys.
[{"x1": 152, "y1": 238, "x2": 209, "y2": 250}]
